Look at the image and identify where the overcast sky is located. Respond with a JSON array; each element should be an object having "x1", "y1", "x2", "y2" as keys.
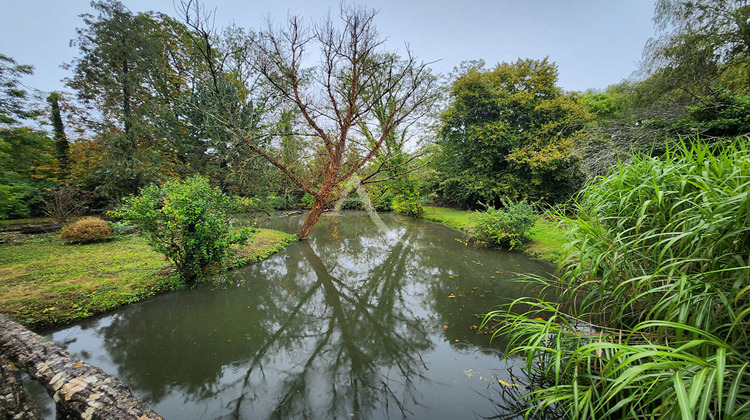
[{"x1": 0, "y1": 0, "x2": 657, "y2": 95}]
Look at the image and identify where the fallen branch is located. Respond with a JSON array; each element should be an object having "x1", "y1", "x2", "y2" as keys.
[{"x1": 1, "y1": 224, "x2": 62, "y2": 234}]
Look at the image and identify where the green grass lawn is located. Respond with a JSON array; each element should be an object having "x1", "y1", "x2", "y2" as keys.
[
  {"x1": 420, "y1": 206, "x2": 571, "y2": 262},
  {"x1": 421, "y1": 206, "x2": 478, "y2": 232},
  {"x1": 0, "y1": 229, "x2": 296, "y2": 330}
]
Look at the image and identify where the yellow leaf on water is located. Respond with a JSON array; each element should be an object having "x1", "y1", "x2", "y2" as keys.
[{"x1": 498, "y1": 379, "x2": 510, "y2": 387}]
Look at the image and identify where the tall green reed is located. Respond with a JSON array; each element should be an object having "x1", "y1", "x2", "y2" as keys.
[{"x1": 485, "y1": 139, "x2": 750, "y2": 419}]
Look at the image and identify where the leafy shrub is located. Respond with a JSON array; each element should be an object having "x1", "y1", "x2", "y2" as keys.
[
  {"x1": 675, "y1": 91, "x2": 750, "y2": 137},
  {"x1": 300, "y1": 193, "x2": 314, "y2": 209},
  {"x1": 391, "y1": 189, "x2": 423, "y2": 217},
  {"x1": 61, "y1": 217, "x2": 114, "y2": 243},
  {"x1": 265, "y1": 194, "x2": 286, "y2": 210},
  {"x1": 112, "y1": 176, "x2": 254, "y2": 285},
  {"x1": 486, "y1": 139, "x2": 750, "y2": 419},
  {"x1": 473, "y1": 200, "x2": 536, "y2": 249}
]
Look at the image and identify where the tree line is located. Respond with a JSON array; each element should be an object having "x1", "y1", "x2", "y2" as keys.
[{"x1": 2, "y1": 0, "x2": 748, "y2": 235}]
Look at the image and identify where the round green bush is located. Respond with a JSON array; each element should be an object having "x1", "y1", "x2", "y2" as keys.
[
  {"x1": 111, "y1": 176, "x2": 254, "y2": 285},
  {"x1": 474, "y1": 200, "x2": 536, "y2": 249}
]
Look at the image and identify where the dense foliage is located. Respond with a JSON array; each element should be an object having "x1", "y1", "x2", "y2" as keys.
[
  {"x1": 0, "y1": 54, "x2": 56, "y2": 219},
  {"x1": 112, "y1": 176, "x2": 254, "y2": 285},
  {"x1": 434, "y1": 58, "x2": 591, "y2": 207},
  {"x1": 67, "y1": 1, "x2": 209, "y2": 200},
  {"x1": 0, "y1": 127, "x2": 55, "y2": 219},
  {"x1": 391, "y1": 184, "x2": 423, "y2": 217},
  {"x1": 486, "y1": 140, "x2": 750, "y2": 419}
]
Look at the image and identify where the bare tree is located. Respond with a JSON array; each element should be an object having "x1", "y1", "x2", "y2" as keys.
[{"x1": 181, "y1": 2, "x2": 438, "y2": 239}]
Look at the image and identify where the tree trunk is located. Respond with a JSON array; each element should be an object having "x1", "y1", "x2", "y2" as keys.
[
  {"x1": 0, "y1": 314, "x2": 163, "y2": 420},
  {"x1": 297, "y1": 198, "x2": 328, "y2": 240},
  {"x1": 121, "y1": 59, "x2": 132, "y2": 140}
]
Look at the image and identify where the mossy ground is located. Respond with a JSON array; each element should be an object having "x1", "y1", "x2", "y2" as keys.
[
  {"x1": 0, "y1": 228, "x2": 296, "y2": 330},
  {"x1": 420, "y1": 206, "x2": 570, "y2": 262}
]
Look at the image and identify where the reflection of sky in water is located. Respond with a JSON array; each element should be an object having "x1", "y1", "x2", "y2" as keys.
[{"x1": 31, "y1": 212, "x2": 552, "y2": 419}]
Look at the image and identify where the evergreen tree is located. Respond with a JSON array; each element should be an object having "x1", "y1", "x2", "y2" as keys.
[
  {"x1": 67, "y1": 0, "x2": 204, "y2": 199},
  {"x1": 47, "y1": 92, "x2": 69, "y2": 176}
]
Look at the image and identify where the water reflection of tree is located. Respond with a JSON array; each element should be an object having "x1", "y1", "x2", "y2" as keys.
[
  {"x1": 225, "y1": 235, "x2": 435, "y2": 419},
  {"x1": 99, "y1": 215, "x2": 436, "y2": 419},
  {"x1": 97, "y1": 280, "x2": 292, "y2": 403}
]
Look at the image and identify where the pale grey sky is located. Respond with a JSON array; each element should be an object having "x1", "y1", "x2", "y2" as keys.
[{"x1": 0, "y1": 0, "x2": 657, "y2": 95}]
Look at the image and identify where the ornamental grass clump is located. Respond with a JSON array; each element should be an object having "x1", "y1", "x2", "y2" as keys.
[
  {"x1": 484, "y1": 139, "x2": 750, "y2": 419},
  {"x1": 112, "y1": 176, "x2": 255, "y2": 286},
  {"x1": 60, "y1": 217, "x2": 114, "y2": 243}
]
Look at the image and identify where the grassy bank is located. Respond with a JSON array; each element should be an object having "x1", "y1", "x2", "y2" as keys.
[
  {"x1": 420, "y1": 206, "x2": 570, "y2": 262},
  {"x1": 230, "y1": 229, "x2": 298, "y2": 266},
  {"x1": 0, "y1": 228, "x2": 296, "y2": 330}
]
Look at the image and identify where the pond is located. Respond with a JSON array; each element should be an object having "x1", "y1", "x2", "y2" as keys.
[{"x1": 30, "y1": 211, "x2": 553, "y2": 419}]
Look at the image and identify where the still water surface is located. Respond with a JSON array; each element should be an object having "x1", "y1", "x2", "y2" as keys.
[{"x1": 32, "y1": 212, "x2": 552, "y2": 419}]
